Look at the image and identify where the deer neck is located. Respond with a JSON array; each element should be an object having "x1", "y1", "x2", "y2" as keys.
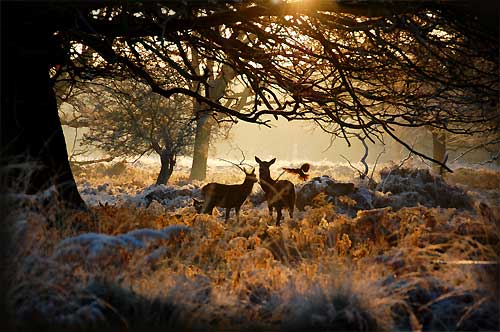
[
  {"x1": 259, "y1": 169, "x2": 274, "y2": 182},
  {"x1": 242, "y1": 178, "x2": 255, "y2": 192},
  {"x1": 259, "y1": 176, "x2": 276, "y2": 193}
]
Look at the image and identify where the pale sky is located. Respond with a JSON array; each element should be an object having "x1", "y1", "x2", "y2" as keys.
[
  {"x1": 63, "y1": 117, "x2": 395, "y2": 165},
  {"x1": 213, "y1": 118, "x2": 395, "y2": 163}
]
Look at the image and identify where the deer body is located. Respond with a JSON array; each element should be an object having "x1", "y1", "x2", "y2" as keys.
[
  {"x1": 255, "y1": 157, "x2": 295, "y2": 225},
  {"x1": 195, "y1": 169, "x2": 257, "y2": 222}
]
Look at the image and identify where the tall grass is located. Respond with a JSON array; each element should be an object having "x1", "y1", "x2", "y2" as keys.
[{"x1": 4, "y1": 162, "x2": 499, "y2": 331}]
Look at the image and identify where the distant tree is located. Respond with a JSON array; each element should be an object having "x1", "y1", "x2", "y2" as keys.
[
  {"x1": 2, "y1": 1, "x2": 498, "y2": 209},
  {"x1": 56, "y1": 1, "x2": 497, "y2": 174},
  {"x1": 79, "y1": 79, "x2": 195, "y2": 185},
  {"x1": 188, "y1": 51, "x2": 253, "y2": 180}
]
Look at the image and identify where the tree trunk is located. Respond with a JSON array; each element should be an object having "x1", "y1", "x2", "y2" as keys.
[
  {"x1": 189, "y1": 114, "x2": 213, "y2": 181},
  {"x1": 189, "y1": 64, "x2": 238, "y2": 181},
  {"x1": 156, "y1": 151, "x2": 176, "y2": 185},
  {"x1": 188, "y1": 48, "x2": 211, "y2": 181},
  {"x1": 432, "y1": 131, "x2": 447, "y2": 175},
  {"x1": 1, "y1": 3, "x2": 86, "y2": 210}
]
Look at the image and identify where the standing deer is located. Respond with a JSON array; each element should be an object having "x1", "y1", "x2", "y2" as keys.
[
  {"x1": 193, "y1": 166, "x2": 258, "y2": 222},
  {"x1": 255, "y1": 156, "x2": 296, "y2": 225}
]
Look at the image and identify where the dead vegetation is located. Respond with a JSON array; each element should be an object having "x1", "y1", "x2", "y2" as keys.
[{"x1": 4, "y1": 162, "x2": 499, "y2": 331}]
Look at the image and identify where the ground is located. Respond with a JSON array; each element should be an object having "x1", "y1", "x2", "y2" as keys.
[{"x1": 4, "y1": 158, "x2": 499, "y2": 331}]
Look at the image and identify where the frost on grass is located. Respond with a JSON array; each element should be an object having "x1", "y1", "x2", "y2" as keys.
[
  {"x1": 129, "y1": 184, "x2": 201, "y2": 209},
  {"x1": 5, "y1": 163, "x2": 500, "y2": 330},
  {"x1": 53, "y1": 225, "x2": 191, "y2": 266},
  {"x1": 375, "y1": 166, "x2": 474, "y2": 210},
  {"x1": 79, "y1": 180, "x2": 201, "y2": 211},
  {"x1": 295, "y1": 167, "x2": 477, "y2": 217}
]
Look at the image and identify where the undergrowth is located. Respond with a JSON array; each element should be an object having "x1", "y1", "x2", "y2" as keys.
[{"x1": 4, "y1": 162, "x2": 499, "y2": 331}]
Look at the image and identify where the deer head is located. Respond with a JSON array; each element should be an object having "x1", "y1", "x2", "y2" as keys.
[
  {"x1": 192, "y1": 198, "x2": 204, "y2": 213},
  {"x1": 244, "y1": 167, "x2": 258, "y2": 183},
  {"x1": 255, "y1": 156, "x2": 276, "y2": 180}
]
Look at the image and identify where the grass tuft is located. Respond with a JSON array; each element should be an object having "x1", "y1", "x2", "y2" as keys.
[{"x1": 5, "y1": 163, "x2": 499, "y2": 330}]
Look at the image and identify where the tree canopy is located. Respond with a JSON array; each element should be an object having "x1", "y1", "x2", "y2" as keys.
[
  {"x1": 73, "y1": 79, "x2": 195, "y2": 184},
  {"x1": 2, "y1": 1, "x2": 498, "y2": 208},
  {"x1": 52, "y1": 0, "x2": 499, "y2": 170}
]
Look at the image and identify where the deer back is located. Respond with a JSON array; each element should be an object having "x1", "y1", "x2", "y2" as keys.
[
  {"x1": 201, "y1": 172, "x2": 257, "y2": 209},
  {"x1": 266, "y1": 179, "x2": 295, "y2": 206}
]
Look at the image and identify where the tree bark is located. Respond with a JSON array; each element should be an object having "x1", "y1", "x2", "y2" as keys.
[
  {"x1": 432, "y1": 132, "x2": 447, "y2": 175},
  {"x1": 189, "y1": 64, "x2": 237, "y2": 181},
  {"x1": 1, "y1": 3, "x2": 86, "y2": 210},
  {"x1": 189, "y1": 114, "x2": 213, "y2": 180},
  {"x1": 156, "y1": 151, "x2": 175, "y2": 185}
]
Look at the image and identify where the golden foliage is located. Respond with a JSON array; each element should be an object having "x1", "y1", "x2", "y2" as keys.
[{"x1": 5, "y1": 164, "x2": 499, "y2": 330}]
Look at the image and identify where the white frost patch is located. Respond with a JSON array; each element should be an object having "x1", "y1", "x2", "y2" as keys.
[
  {"x1": 80, "y1": 182, "x2": 126, "y2": 206},
  {"x1": 79, "y1": 181, "x2": 200, "y2": 210},
  {"x1": 126, "y1": 184, "x2": 199, "y2": 209},
  {"x1": 311, "y1": 176, "x2": 334, "y2": 191},
  {"x1": 53, "y1": 224, "x2": 190, "y2": 264}
]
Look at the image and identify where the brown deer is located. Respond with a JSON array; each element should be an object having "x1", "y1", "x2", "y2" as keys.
[
  {"x1": 255, "y1": 156, "x2": 295, "y2": 225},
  {"x1": 193, "y1": 167, "x2": 258, "y2": 222}
]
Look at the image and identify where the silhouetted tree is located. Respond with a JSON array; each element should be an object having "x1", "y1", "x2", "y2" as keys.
[
  {"x1": 77, "y1": 79, "x2": 195, "y2": 185},
  {"x1": 2, "y1": 1, "x2": 498, "y2": 208}
]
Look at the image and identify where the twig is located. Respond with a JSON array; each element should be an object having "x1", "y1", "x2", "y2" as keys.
[
  {"x1": 131, "y1": 149, "x2": 150, "y2": 165},
  {"x1": 72, "y1": 156, "x2": 115, "y2": 166},
  {"x1": 357, "y1": 134, "x2": 369, "y2": 179},
  {"x1": 70, "y1": 127, "x2": 78, "y2": 160},
  {"x1": 275, "y1": 170, "x2": 286, "y2": 181},
  {"x1": 450, "y1": 138, "x2": 500, "y2": 164},
  {"x1": 339, "y1": 154, "x2": 364, "y2": 178},
  {"x1": 378, "y1": 151, "x2": 413, "y2": 192},
  {"x1": 369, "y1": 144, "x2": 386, "y2": 186},
  {"x1": 478, "y1": 149, "x2": 500, "y2": 165},
  {"x1": 218, "y1": 158, "x2": 252, "y2": 173}
]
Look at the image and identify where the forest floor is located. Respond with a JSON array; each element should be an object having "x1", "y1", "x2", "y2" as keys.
[{"x1": 4, "y1": 159, "x2": 499, "y2": 331}]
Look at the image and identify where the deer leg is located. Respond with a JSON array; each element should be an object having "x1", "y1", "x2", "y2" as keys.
[
  {"x1": 202, "y1": 204, "x2": 212, "y2": 215},
  {"x1": 289, "y1": 205, "x2": 294, "y2": 218},
  {"x1": 202, "y1": 198, "x2": 214, "y2": 215},
  {"x1": 268, "y1": 205, "x2": 273, "y2": 216},
  {"x1": 225, "y1": 208, "x2": 231, "y2": 222},
  {"x1": 276, "y1": 208, "x2": 282, "y2": 226},
  {"x1": 235, "y1": 207, "x2": 240, "y2": 223}
]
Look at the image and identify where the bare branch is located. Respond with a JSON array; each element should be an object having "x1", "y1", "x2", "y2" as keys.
[
  {"x1": 356, "y1": 134, "x2": 369, "y2": 179},
  {"x1": 71, "y1": 156, "x2": 115, "y2": 166},
  {"x1": 339, "y1": 154, "x2": 364, "y2": 179},
  {"x1": 450, "y1": 138, "x2": 500, "y2": 164},
  {"x1": 218, "y1": 158, "x2": 252, "y2": 174}
]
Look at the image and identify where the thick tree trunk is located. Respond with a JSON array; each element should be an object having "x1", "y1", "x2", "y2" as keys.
[
  {"x1": 156, "y1": 151, "x2": 175, "y2": 185},
  {"x1": 1, "y1": 3, "x2": 86, "y2": 209},
  {"x1": 189, "y1": 64, "x2": 237, "y2": 181},
  {"x1": 189, "y1": 114, "x2": 213, "y2": 181},
  {"x1": 432, "y1": 132, "x2": 447, "y2": 175}
]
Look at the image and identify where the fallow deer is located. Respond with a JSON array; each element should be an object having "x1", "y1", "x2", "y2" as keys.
[
  {"x1": 193, "y1": 167, "x2": 258, "y2": 222},
  {"x1": 255, "y1": 156, "x2": 295, "y2": 225}
]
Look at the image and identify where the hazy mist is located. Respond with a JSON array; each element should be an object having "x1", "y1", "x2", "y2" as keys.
[
  {"x1": 213, "y1": 119, "x2": 393, "y2": 163},
  {"x1": 63, "y1": 117, "x2": 402, "y2": 166}
]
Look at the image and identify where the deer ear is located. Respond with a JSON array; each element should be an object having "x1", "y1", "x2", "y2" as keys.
[
  {"x1": 270, "y1": 158, "x2": 276, "y2": 165},
  {"x1": 255, "y1": 156, "x2": 262, "y2": 163}
]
